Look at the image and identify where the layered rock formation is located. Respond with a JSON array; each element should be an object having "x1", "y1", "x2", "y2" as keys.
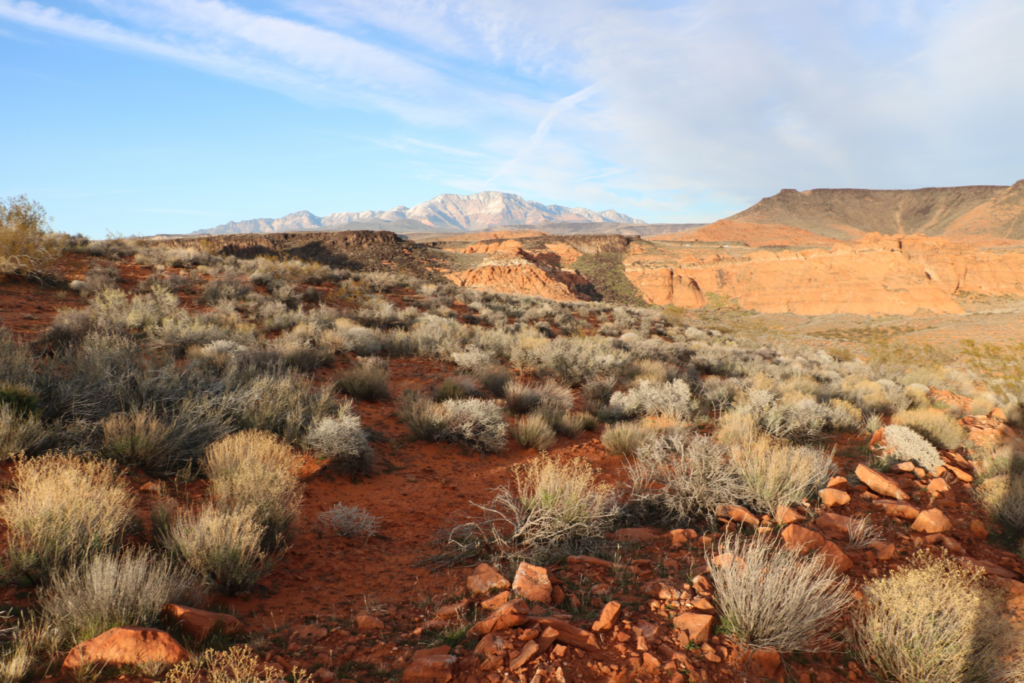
[
  {"x1": 625, "y1": 234, "x2": 1024, "y2": 315},
  {"x1": 651, "y1": 220, "x2": 839, "y2": 248}
]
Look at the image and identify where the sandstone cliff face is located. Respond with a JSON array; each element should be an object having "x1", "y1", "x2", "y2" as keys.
[
  {"x1": 651, "y1": 220, "x2": 839, "y2": 248},
  {"x1": 625, "y1": 234, "x2": 1024, "y2": 316},
  {"x1": 444, "y1": 258, "x2": 591, "y2": 302}
]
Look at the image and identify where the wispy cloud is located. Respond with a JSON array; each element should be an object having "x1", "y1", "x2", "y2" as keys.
[{"x1": 2, "y1": 0, "x2": 1021, "y2": 222}]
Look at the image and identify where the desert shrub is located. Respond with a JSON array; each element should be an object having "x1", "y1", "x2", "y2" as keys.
[
  {"x1": 716, "y1": 410, "x2": 760, "y2": 446},
  {"x1": 233, "y1": 372, "x2": 336, "y2": 444},
  {"x1": 39, "y1": 548, "x2": 203, "y2": 645},
  {"x1": 318, "y1": 504, "x2": 381, "y2": 538},
  {"x1": 537, "y1": 336, "x2": 628, "y2": 387},
  {"x1": 710, "y1": 534, "x2": 851, "y2": 653},
  {"x1": 0, "y1": 330, "x2": 34, "y2": 386},
  {"x1": 203, "y1": 431, "x2": 302, "y2": 549},
  {"x1": 730, "y1": 438, "x2": 835, "y2": 514},
  {"x1": 827, "y1": 399, "x2": 862, "y2": 432},
  {"x1": 503, "y1": 379, "x2": 575, "y2": 417},
  {"x1": 475, "y1": 365, "x2": 512, "y2": 397},
  {"x1": 0, "y1": 404, "x2": 50, "y2": 459},
  {"x1": 625, "y1": 434, "x2": 747, "y2": 525},
  {"x1": 69, "y1": 265, "x2": 118, "y2": 298},
  {"x1": 511, "y1": 413, "x2": 556, "y2": 451},
  {"x1": 701, "y1": 376, "x2": 743, "y2": 411},
  {"x1": 162, "y1": 506, "x2": 268, "y2": 595},
  {"x1": 891, "y1": 409, "x2": 966, "y2": 450},
  {"x1": 846, "y1": 516, "x2": 884, "y2": 550},
  {"x1": 882, "y1": 424, "x2": 944, "y2": 472},
  {"x1": 0, "y1": 383, "x2": 39, "y2": 417},
  {"x1": 165, "y1": 645, "x2": 313, "y2": 683},
  {"x1": 433, "y1": 376, "x2": 479, "y2": 402},
  {"x1": 864, "y1": 413, "x2": 884, "y2": 434},
  {"x1": 849, "y1": 551, "x2": 1015, "y2": 683},
  {"x1": 475, "y1": 457, "x2": 617, "y2": 563},
  {"x1": 452, "y1": 346, "x2": 495, "y2": 372},
  {"x1": 760, "y1": 397, "x2": 830, "y2": 442},
  {"x1": 398, "y1": 393, "x2": 507, "y2": 454},
  {"x1": 0, "y1": 616, "x2": 58, "y2": 683},
  {"x1": 0, "y1": 195, "x2": 61, "y2": 274},
  {"x1": 904, "y1": 383, "x2": 931, "y2": 409},
  {"x1": 335, "y1": 358, "x2": 390, "y2": 401},
  {"x1": 970, "y1": 394, "x2": 998, "y2": 417},
  {"x1": 100, "y1": 408, "x2": 177, "y2": 470},
  {"x1": 607, "y1": 379, "x2": 694, "y2": 421},
  {"x1": 977, "y1": 474, "x2": 1024, "y2": 535},
  {"x1": 1, "y1": 455, "x2": 135, "y2": 582},
  {"x1": 330, "y1": 320, "x2": 383, "y2": 356},
  {"x1": 200, "y1": 278, "x2": 252, "y2": 304},
  {"x1": 552, "y1": 411, "x2": 595, "y2": 438},
  {"x1": 303, "y1": 401, "x2": 374, "y2": 474},
  {"x1": 601, "y1": 421, "x2": 656, "y2": 458}
]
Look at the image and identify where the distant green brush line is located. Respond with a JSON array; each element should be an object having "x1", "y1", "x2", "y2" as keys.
[{"x1": 571, "y1": 253, "x2": 647, "y2": 306}]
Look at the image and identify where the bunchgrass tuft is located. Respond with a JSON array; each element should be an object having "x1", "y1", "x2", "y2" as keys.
[{"x1": 510, "y1": 413, "x2": 556, "y2": 451}]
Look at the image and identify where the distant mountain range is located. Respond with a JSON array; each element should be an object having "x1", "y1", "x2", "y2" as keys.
[{"x1": 195, "y1": 191, "x2": 645, "y2": 235}]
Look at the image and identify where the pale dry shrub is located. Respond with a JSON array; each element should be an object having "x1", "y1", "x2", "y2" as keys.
[
  {"x1": 903, "y1": 383, "x2": 932, "y2": 409},
  {"x1": 162, "y1": 506, "x2": 268, "y2": 595},
  {"x1": 503, "y1": 379, "x2": 574, "y2": 416},
  {"x1": 1, "y1": 454, "x2": 135, "y2": 582},
  {"x1": 716, "y1": 410, "x2": 760, "y2": 446},
  {"x1": 335, "y1": 358, "x2": 390, "y2": 401},
  {"x1": 730, "y1": 438, "x2": 835, "y2": 514},
  {"x1": 480, "y1": 457, "x2": 618, "y2": 562},
  {"x1": 552, "y1": 411, "x2": 595, "y2": 438},
  {"x1": 39, "y1": 548, "x2": 203, "y2": 644},
  {"x1": 511, "y1": 413, "x2": 556, "y2": 451},
  {"x1": 970, "y1": 394, "x2": 998, "y2": 417},
  {"x1": 303, "y1": 401, "x2": 374, "y2": 473},
  {"x1": 892, "y1": 409, "x2": 966, "y2": 450},
  {"x1": 760, "y1": 397, "x2": 830, "y2": 442},
  {"x1": 710, "y1": 534, "x2": 851, "y2": 653},
  {"x1": 601, "y1": 421, "x2": 656, "y2": 458},
  {"x1": 234, "y1": 372, "x2": 337, "y2": 444},
  {"x1": 432, "y1": 376, "x2": 479, "y2": 402},
  {"x1": 0, "y1": 617, "x2": 58, "y2": 683},
  {"x1": 475, "y1": 365, "x2": 512, "y2": 397},
  {"x1": 977, "y1": 474, "x2": 1024, "y2": 535},
  {"x1": 849, "y1": 551, "x2": 1015, "y2": 683},
  {"x1": 165, "y1": 645, "x2": 312, "y2": 683},
  {"x1": 318, "y1": 504, "x2": 381, "y2": 538},
  {"x1": 827, "y1": 399, "x2": 862, "y2": 432},
  {"x1": 438, "y1": 398, "x2": 508, "y2": 454},
  {"x1": 607, "y1": 379, "x2": 694, "y2": 421},
  {"x1": 864, "y1": 413, "x2": 884, "y2": 434},
  {"x1": 625, "y1": 434, "x2": 746, "y2": 525},
  {"x1": 882, "y1": 424, "x2": 944, "y2": 472},
  {"x1": 0, "y1": 329, "x2": 34, "y2": 386},
  {"x1": 0, "y1": 404, "x2": 49, "y2": 460},
  {"x1": 846, "y1": 515, "x2": 884, "y2": 550},
  {"x1": 203, "y1": 431, "x2": 302, "y2": 549},
  {"x1": 0, "y1": 195, "x2": 61, "y2": 275},
  {"x1": 100, "y1": 408, "x2": 176, "y2": 471}
]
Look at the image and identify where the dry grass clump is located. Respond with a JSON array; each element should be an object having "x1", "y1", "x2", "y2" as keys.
[
  {"x1": 827, "y1": 399, "x2": 862, "y2": 432},
  {"x1": 881, "y1": 424, "x2": 944, "y2": 472},
  {"x1": 334, "y1": 358, "x2": 390, "y2": 401},
  {"x1": 730, "y1": 438, "x2": 835, "y2": 514},
  {"x1": 303, "y1": 401, "x2": 375, "y2": 473},
  {"x1": 100, "y1": 408, "x2": 177, "y2": 471},
  {"x1": 510, "y1": 413, "x2": 556, "y2": 451},
  {"x1": 503, "y1": 379, "x2": 574, "y2": 416},
  {"x1": 398, "y1": 392, "x2": 507, "y2": 454},
  {"x1": 234, "y1": 372, "x2": 336, "y2": 445},
  {"x1": 203, "y1": 431, "x2": 302, "y2": 549},
  {"x1": 165, "y1": 644, "x2": 312, "y2": 683},
  {"x1": 162, "y1": 506, "x2": 269, "y2": 595},
  {"x1": 607, "y1": 379, "x2": 694, "y2": 421},
  {"x1": 552, "y1": 411, "x2": 596, "y2": 438},
  {"x1": 38, "y1": 548, "x2": 203, "y2": 644},
  {"x1": 601, "y1": 421, "x2": 657, "y2": 458},
  {"x1": 977, "y1": 474, "x2": 1024, "y2": 535},
  {"x1": 849, "y1": 551, "x2": 1016, "y2": 683},
  {"x1": 1, "y1": 454, "x2": 135, "y2": 582},
  {"x1": 0, "y1": 195, "x2": 61, "y2": 275},
  {"x1": 846, "y1": 515, "x2": 884, "y2": 550},
  {"x1": 318, "y1": 504, "x2": 381, "y2": 538},
  {"x1": 433, "y1": 376, "x2": 479, "y2": 402},
  {"x1": 0, "y1": 404, "x2": 49, "y2": 459},
  {"x1": 479, "y1": 457, "x2": 618, "y2": 563},
  {"x1": 625, "y1": 434, "x2": 747, "y2": 525},
  {"x1": 710, "y1": 534, "x2": 851, "y2": 653},
  {"x1": 891, "y1": 408, "x2": 966, "y2": 450}
]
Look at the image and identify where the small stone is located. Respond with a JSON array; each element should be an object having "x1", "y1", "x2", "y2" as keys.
[
  {"x1": 818, "y1": 488, "x2": 851, "y2": 507},
  {"x1": 467, "y1": 564, "x2": 511, "y2": 596},
  {"x1": 874, "y1": 499, "x2": 921, "y2": 521},
  {"x1": 814, "y1": 513, "x2": 853, "y2": 534},
  {"x1": 716, "y1": 504, "x2": 760, "y2": 526},
  {"x1": 868, "y1": 542, "x2": 896, "y2": 561},
  {"x1": 948, "y1": 466, "x2": 973, "y2": 483},
  {"x1": 512, "y1": 562, "x2": 552, "y2": 604},
  {"x1": 315, "y1": 668, "x2": 336, "y2": 683},
  {"x1": 970, "y1": 519, "x2": 989, "y2": 540},
  {"x1": 355, "y1": 614, "x2": 384, "y2": 631},
  {"x1": 693, "y1": 575, "x2": 713, "y2": 596},
  {"x1": 819, "y1": 541, "x2": 853, "y2": 573},
  {"x1": 672, "y1": 613, "x2": 713, "y2": 645},
  {"x1": 403, "y1": 650, "x2": 455, "y2": 683},
  {"x1": 435, "y1": 600, "x2": 471, "y2": 622},
  {"x1": 747, "y1": 647, "x2": 782, "y2": 678},
  {"x1": 508, "y1": 641, "x2": 539, "y2": 671},
  {"x1": 711, "y1": 553, "x2": 745, "y2": 570},
  {"x1": 611, "y1": 527, "x2": 662, "y2": 543},
  {"x1": 775, "y1": 505, "x2": 805, "y2": 524},
  {"x1": 163, "y1": 604, "x2": 244, "y2": 643},
  {"x1": 782, "y1": 524, "x2": 826, "y2": 554},
  {"x1": 667, "y1": 528, "x2": 697, "y2": 547},
  {"x1": 927, "y1": 478, "x2": 950, "y2": 494},
  {"x1": 911, "y1": 509, "x2": 953, "y2": 534},
  {"x1": 827, "y1": 476, "x2": 849, "y2": 491},
  {"x1": 592, "y1": 601, "x2": 622, "y2": 632},
  {"x1": 62, "y1": 627, "x2": 188, "y2": 674},
  {"x1": 529, "y1": 617, "x2": 599, "y2": 652},
  {"x1": 469, "y1": 600, "x2": 529, "y2": 637},
  {"x1": 855, "y1": 464, "x2": 910, "y2": 501},
  {"x1": 480, "y1": 591, "x2": 510, "y2": 611}
]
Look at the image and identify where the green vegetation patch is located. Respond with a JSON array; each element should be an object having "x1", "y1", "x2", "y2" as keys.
[{"x1": 571, "y1": 253, "x2": 646, "y2": 306}]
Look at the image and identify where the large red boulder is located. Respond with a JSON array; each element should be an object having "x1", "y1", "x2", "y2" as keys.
[{"x1": 62, "y1": 626, "x2": 188, "y2": 674}]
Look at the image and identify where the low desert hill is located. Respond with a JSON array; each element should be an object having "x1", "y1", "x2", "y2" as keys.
[
  {"x1": 193, "y1": 191, "x2": 645, "y2": 236},
  {"x1": 651, "y1": 220, "x2": 839, "y2": 248},
  {"x1": 727, "y1": 181, "x2": 1024, "y2": 240}
]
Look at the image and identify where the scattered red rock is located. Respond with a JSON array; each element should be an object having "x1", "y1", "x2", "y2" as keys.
[
  {"x1": 163, "y1": 604, "x2": 244, "y2": 643},
  {"x1": 62, "y1": 627, "x2": 188, "y2": 674},
  {"x1": 512, "y1": 562, "x2": 553, "y2": 604}
]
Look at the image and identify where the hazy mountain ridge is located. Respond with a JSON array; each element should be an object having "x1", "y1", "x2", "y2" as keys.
[{"x1": 196, "y1": 191, "x2": 645, "y2": 235}]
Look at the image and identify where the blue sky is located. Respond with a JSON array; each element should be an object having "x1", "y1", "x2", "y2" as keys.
[{"x1": 1, "y1": 0, "x2": 1022, "y2": 238}]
